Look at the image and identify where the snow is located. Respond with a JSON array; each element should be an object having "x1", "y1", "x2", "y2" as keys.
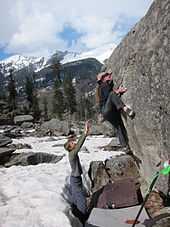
[
  {"x1": 0, "y1": 55, "x2": 47, "y2": 75},
  {"x1": 62, "y1": 43, "x2": 115, "y2": 64},
  {"x1": 0, "y1": 43, "x2": 115, "y2": 75},
  {"x1": 0, "y1": 135, "x2": 123, "y2": 227}
]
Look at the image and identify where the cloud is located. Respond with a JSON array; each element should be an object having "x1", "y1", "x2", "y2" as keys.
[{"x1": 0, "y1": 0, "x2": 153, "y2": 57}]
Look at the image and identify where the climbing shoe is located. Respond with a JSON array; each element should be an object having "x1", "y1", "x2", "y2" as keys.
[
  {"x1": 122, "y1": 146, "x2": 133, "y2": 155},
  {"x1": 124, "y1": 106, "x2": 135, "y2": 119}
]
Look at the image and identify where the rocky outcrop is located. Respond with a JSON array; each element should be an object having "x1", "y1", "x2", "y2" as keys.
[
  {"x1": 38, "y1": 118, "x2": 115, "y2": 137},
  {"x1": 3, "y1": 126, "x2": 23, "y2": 138},
  {"x1": 4, "y1": 152, "x2": 64, "y2": 167},
  {"x1": 88, "y1": 155, "x2": 140, "y2": 193},
  {"x1": 21, "y1": 122, "x2": 34, "y2": 129},
  {"x1": 0, "y1": 147, "x2": 15, "y2": 159},
  {"x1": 0, "y1": 135, "x2": 16, "y2": 165},
  {"x1": 145, "y1": 191, "x2": 164, "y2": 218},
  {"x1": 0, "y1": 136, "x2": 12, "y2": 147},
  {"x1": 106, "y1": 0, "x2": 170, "y2": 193},
  {"x1": 90, "y1": 121, "x2": 115, "y2": 137},
  {"x1": 0, "y1": 133, "x2": 64, "y2": 167},
  {"x1": 38, "y1": 118, "x2": 69, "y2": 136},
  {"x1": 14, "y1": 115, "x2": 33, "y2": 125}
]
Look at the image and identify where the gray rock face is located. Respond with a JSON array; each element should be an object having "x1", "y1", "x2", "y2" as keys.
[
  {"x1": 21, "y1": 122, "x2": 33, "y2": 129},
  {"x1": 89, "y1": 155, "x2": 140, "y2": 193},
  {"x1": 106, "y1": 0, "x2": 170, "y2": 193},
  {"x1": 14, "y1": 115, "x2": 33, "y2": 125},
  {"x1": 90, "y1": 121, "x2": 115, "y2": 137},
  {"x1": 145, "y1": 213, "x2": 170, "y2": 227},
  {"x1": 38, "y1": 118, "x2": 69, "y2": 136},
  {"x1": 89, "y1": 161, "x2": 110, "y2": 193}
]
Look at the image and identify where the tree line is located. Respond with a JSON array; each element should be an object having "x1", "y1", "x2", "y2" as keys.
[{"x1": 0, "y1": 62, "x2": 95, "y2": 122}]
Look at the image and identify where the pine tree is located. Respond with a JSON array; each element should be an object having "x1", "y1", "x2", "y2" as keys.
[
  {"x1": 25, "y1": 76, "x2": 34, "y2": 109},
  {"x1": 8, "y1": 69, "x2": 17, "y2": 112},
  {"x1": 50, "y1": 61, "x2": 62, "y2": 83},
  {"x1": 53, "y1": 78, "x2": 65, "y2": 120},
  {"x1": 79, "y1": 95, "x2": 86, "y2": 120},
  {"x1": 25, "y1": 76, "x2": 41, "y2": 120},
  {"x1": 63, "y1": 75, "x2": 77, "y2": 115},
  {"x1": 43, "y1": 97, "x2": 48, "y2": 120},
  {"x1": 32, "y1": 93, "x2": 41, "y2": 121},
  {"x1": 84, "y1": 94, "x2": 94, "y2": 119},
  {"x1": 0, "y1": 82, "x2": 6, "y2": 100}
]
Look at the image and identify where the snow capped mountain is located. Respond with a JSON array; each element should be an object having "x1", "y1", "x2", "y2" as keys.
[
  {"x1": 0, "y1": 43, "x2": 114, "y2": 76},
  {"x1": 0, "y1": 55, "x2": 47, "y2": 76},
  {"x1": 62, "y1": 43, "x2": 115, "y2": 64}
]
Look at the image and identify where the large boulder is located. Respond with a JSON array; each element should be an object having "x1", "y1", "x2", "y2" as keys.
[
  {"x1": 21, "y1": 122, "x2": 34, "y2": 129},
  {"x1": 4, "y1": 152, "x2": 64, "y2": 167},
  {"x1": 3, "y1": 127, "x2": 23, "y2": 138},
  {"x1": 0, "y1": 147, "x2": 16, "y2": 165},
  {"x1": 14, "y1": 115, "x2": 33, "y2": 125},
  {"x1": 89, "y1": 155, "x2": 140, "y2": 193},
  {"x1": 90, "y1": 121, "x2": 115, "y2": 137},
  {"x1": 0, "y1": 147, "x2": 16, "y2": 158},
  {"x1": 106, "y1": 0, "x2": 170, "y2": 193},
  {"x1": 0, "y1": 136, "x2": 12, "y2": 147},
  {"x1": 38, "y1": 118, "x2": 69, "y2": 136}
]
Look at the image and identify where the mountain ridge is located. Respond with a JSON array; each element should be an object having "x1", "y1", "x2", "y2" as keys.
[{"x1": 0, "y1": 43, "x2": 114, "y2": 75}]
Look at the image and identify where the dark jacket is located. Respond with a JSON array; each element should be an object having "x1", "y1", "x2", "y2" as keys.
[{"x1": 96, "y1": 80, "x2": 114, "y2": 113}]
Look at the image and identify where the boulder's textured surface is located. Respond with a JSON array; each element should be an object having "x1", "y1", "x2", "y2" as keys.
[
  {"x1": 14, "y1": 115, "x2": 33, "y2": 125},
  {"x1": 3, "y1": 127, "x2": 22, "y2": 138},
  {"x1": 21, "y1": 122, "x2": 33, "y2": 129},
  {"x1": 38, "y1": 118, "x2": 69, "y2": 136},
  {"x1": 89, "y1": 155, "x2": 140, "y2": 193},
  {"x1": 145, "y1": 191, "x2": 164, "y2": 217},
  {"x1": 90, "y1": 121, "x2": 115, "y2": 137},
  {"x1": 106, "y1": 0, "x2": 170, "y2": 193},
  {"x1": 145, "y1": 213, "x2": 170, "y2": 227}
]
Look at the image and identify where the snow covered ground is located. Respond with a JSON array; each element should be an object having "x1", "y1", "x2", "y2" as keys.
[{"x1": 0, "y1": 135, "x2": 122, "y2": 227}]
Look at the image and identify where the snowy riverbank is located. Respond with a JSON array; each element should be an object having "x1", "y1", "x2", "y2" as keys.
[{"x1": 0, "y1": 135, "x2": 123, "y2": 227}]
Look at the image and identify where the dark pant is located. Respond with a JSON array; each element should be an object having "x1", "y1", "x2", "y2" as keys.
[
  {"x1": 103, "y1": 92, "x2": 129, "y2": 147},
  {"x1": 70, "y1": 176, "x2": 87, "y2": 215}
]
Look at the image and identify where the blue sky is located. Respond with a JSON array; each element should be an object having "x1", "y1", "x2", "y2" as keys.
[
  {"x1": 0, "y1": 0, "x2": 153, "y2": 60},
  {"x1": 60, "y1": 25, "x2": 84, "y2": 48},
  {"x1": 0, "y1": 47, "x2": 13, "y2": 60}
]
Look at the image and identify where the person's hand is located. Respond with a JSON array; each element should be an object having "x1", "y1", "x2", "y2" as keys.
[
  {"x1": 84, "y1": 120, "x2": 91, "y2": 135},
  {"x1": 118, "y1": 86, "x2": 127, "y2": 94},
  {"x1": 113, "y1": 86, "x2": 127, "y2": 94}
]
